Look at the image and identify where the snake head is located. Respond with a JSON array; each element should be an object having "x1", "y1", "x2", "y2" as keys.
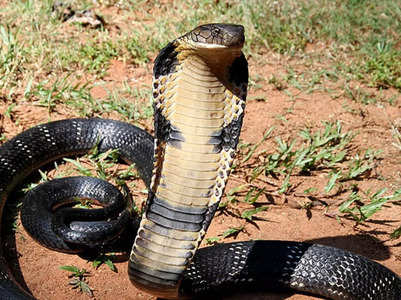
[{"x1": 180, "y1": 23, "x2": 245, "y2": 50}]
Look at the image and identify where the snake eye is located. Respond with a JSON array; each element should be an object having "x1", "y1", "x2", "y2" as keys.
[{"x1": 211, "y1": 27, "x2": 221, "y2": 37}]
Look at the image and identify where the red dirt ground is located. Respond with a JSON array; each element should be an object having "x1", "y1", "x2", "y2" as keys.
[{"x1": 1, "y1": 15, "x2": 400, "y2": 300}]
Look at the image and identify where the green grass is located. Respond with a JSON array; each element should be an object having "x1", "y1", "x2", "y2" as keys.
[
  {"x1": 1, "y1": 0, "x2": 401, "y2": 108},
  {"x1": 246, "y1": 121, "x2": 358, "y2": 193},
  {"x1": 225, "y1": 121, "x2": 394, "y2": 226}
]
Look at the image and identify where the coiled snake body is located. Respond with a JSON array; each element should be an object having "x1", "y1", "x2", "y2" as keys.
[{"x1": 0, "y1": 24, "x2": 400, "y2": 299}]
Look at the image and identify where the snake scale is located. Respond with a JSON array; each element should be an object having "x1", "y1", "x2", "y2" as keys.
[{"x1": 0, "y1": 24, "x2": 400, "y2": 299}]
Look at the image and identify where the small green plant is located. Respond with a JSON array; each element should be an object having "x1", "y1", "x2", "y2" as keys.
[
  {"x1": 338, "y1": 188, "x2": 398, "y2": 223},
  {"x1": 243, "y1": 187, "x2": 266, "y2": 204},
  {"x1": 222, "y1": 184, "x2": 248, "y2": 206},
  {"x1": 363, "y1": 48, "x2": 401, "y2": 90},
  {"x1": 63, "y1": 157, "x2": 93, "y2": 177},
  {"x1": 391, "y1": 226, "x2": 401, "y2": 239},
  {"x1": 59, "y1": 265, "x2": 93, "y2": 297},
  {"x1": 4, "y1": 103, "x2": 16, "y2": 118},
  {"x1": 324, "y1": 171, "x2": 342, "y2": 194},
  {"x1": 22, "y1": 169, "x2": 51, "y2": 193},
  {"x1": 92, "y1": 254, "x2": 116, "y2": 272},
  {"x1": 345, "y1": 150, "x2": 378, "y2": 180},
  {"x1": 324, "y1": 149, "x2": 379, "y2": 193},
  {"x1": 343, "y1": 84, "x2": 378, "y2": 105},
  {"x1": 268, "y1": 75, "x2": 287, "y2": 91},
  {"x1": 241, "y1": 206, "x2": 268, "y2": 221},
  {"x1": 205, "y1": 226, "x2": 244, "y2": 245}
]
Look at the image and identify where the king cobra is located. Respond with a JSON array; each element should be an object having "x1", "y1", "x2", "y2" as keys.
[{"x1": 0, "y1": 24, "x2": 400, "y2": 300}]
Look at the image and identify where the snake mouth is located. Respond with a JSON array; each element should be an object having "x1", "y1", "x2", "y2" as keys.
[{"x1": 183, "y1": 23, "x2": 245, "y2": 50}]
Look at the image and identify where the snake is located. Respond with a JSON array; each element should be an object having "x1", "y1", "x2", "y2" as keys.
[{"x1": 0, "y1": 23, "x2": 400, "y2": 300}]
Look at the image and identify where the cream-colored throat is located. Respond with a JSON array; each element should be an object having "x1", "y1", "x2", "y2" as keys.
[
  {"x1": 155, "y1": 55, "x2": 228, "y2": 208},
  {"x1": 168, "y1": 55, "x2": 226, "y2": 129}
]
